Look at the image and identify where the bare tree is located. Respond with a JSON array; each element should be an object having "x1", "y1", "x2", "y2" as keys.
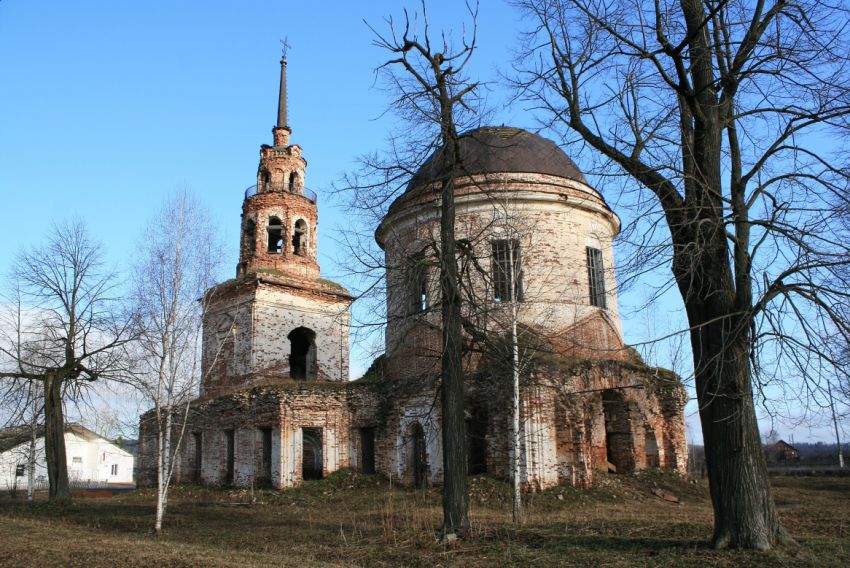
[
  {"x1": 347, "y1": 2, "x2": 483, "y2": 537},
  {"x1": 514, "y1": 0, "x2": 850, "y2": 549},
  {"x1": 131, "y1": 190, "x2": 222, "y2": 534},
  {"x1": 0, "y1": 284, "x2": 43, "y2": 502},
  {"x1": 0, "y1": 219, "x2": 133, "y2": 503}
]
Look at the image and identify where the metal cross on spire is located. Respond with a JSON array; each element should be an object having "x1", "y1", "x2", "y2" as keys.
[{"x1": 281, "y1": 37, "x2": 290, "y2": 61}]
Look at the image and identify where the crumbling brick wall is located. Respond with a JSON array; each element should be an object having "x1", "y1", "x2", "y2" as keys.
[
  {"x1": 138, "y1": 382, "x2": 383, "y2": 490},
  {"x1": 200, "y1": 276, "x2": 352, "y2": 397}
]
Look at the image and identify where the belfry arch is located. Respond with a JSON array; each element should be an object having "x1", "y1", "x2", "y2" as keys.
[
  {"x1": 288, "y1": 327, "x2": 317, "y2": 379},
  {"x1": 292, "y1": 218, "x2": 307, "y2": 256}
]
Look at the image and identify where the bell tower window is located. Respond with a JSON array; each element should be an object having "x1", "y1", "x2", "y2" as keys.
[
  {"x1": 288, "y1": 327, "x2": 317, "y2": 379},
  {"x1": 267, "y1": 217, "x2": 284, "y2": 254},
  {"x1": 261, "y1": 170, "x2": 270, "y2": 189},
  {"x1": 292, "y1": 219, "x2": 307, "y2": 256},
  {"x1": 289, "y1": 172, "x2": 298, "y2": 193}
]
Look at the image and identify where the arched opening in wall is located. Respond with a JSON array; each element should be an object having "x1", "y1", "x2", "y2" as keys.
[
  {"x1": 267, "y1": 216, "x2": 284, "y2": 254},
  {"x1": 644, "y1": 426, "x2": 660, "y2": 468},
  {"x1": 602, "y1": 390, "x2": 633, "y2": 473},
  {"x1": 406, "y1": 422, "x2": 427, "y2": 488},
  {"x1": 223, "y1": 429, "x2": 235, "y2": 486},
  {"x1": 258, "y1": 427, "x2": 272, "y2": 487},
  {"x1": 244, "y1": 219, "x2": 256, "y2": 254},
  {"x1": 359, "y1": 427, "x2": 376, "y2": 475},
  {"x1": 555, "y1": 404, "x2": 581, "y2": 484},
  {"x1": 663, "y1": 431, "x2": 677, "y2": 469},
  {"x1": 467, "y1": 404, "x2": 488, "y2": 475},
  {"x1": 302, "y1": 427, "x2": 323, "y2": 480},
  {"x1": 192, "y1": 432, "x2": 202, "y2": 484},
  {"x1": 289, "y1": 172, "x2": 298, "y2": 192},
  {"x1": 288, "y1": 327, "x2": 317, "y2": 379},
  {"x1": 261, "y1": 169, "x2": 270, "y2": 188},
  {"x1": 292, "y1": 219, "x2": 307, "y2": 256}
]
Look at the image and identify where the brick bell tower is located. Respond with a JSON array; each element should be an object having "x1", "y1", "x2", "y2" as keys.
[
  {"x1": 236, "y1": 54, "x2": 319, "y2": 279},
  {"x1": 200, "y1": 53, "x2": 353, "y2": 397}
]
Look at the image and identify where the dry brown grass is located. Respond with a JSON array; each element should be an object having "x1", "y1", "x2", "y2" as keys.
[{"x1": 0, "y1": 471, "x2": 847, "y2": 567}]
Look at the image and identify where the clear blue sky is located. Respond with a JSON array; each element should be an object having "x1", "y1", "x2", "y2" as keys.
[{"x1": 0, "y1": 1, "x2": 841, "y2": 444}]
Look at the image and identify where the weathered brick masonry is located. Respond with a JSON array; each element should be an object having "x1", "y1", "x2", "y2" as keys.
[{"x1": 138, "y1": 62, "x2": 687, "y2": 492}]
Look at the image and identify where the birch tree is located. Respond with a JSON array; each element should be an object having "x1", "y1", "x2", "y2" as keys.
[{"x1": 132, "y1": 190, "x2": 221, "y2": 534}]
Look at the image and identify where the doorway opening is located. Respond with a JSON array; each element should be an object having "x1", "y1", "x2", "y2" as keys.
[
  {"x1": 602, "y1": 390, "x2": 634, "y2": 473},
  {"x1": 406, "y1": 422, "x2": 427, "y2": 488},
  {"x1": 302, "y1": 427, "x2": 323, "y2": 480},
  {"x1": 360, "y1": 427, "x2": 376, "y2": 475},
  {"x1": 467, "y1": 404, "x2": 488, "y2": 475}
]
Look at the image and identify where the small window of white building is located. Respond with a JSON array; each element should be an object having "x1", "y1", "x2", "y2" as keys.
[
  {"x1": 72, "y1": 457, "x2": 82, "y2": 464},
  {"x1": 111, "y1": 464, "x2": 118, "y2": 476}
]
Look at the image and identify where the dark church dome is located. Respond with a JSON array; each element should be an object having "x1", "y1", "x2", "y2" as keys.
[{"x1": 407, "y1": 126, "x2": 586, "y2": 191}]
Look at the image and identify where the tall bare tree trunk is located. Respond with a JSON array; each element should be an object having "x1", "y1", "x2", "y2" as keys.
[
  {"x1": 439, "y1": 131, "x2": 469, "y2": 536},
  {"x1": 43, "y1": 374, "x2": 70, "y2": 502},
  {"x1": 681, "y1": 230, "x2": 785, "y2": 548},
  {"x1": 691, "y1": 310, "x2": 784, "y2": 549}
]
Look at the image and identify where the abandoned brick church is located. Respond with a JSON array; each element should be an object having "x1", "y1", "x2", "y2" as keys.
[{"x1": 138, "y1": 57, "x2": 687, "y2": 491}]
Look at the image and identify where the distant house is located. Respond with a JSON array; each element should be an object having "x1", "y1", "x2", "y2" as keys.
[
  {"x1": 0, "y1": 424, "x2": 135, "y2": 490},
  {"x1": 767, "y1": 439, "x2": 801, "y2": 463}
]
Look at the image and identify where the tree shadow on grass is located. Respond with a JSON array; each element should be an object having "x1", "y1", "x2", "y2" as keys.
[{"x1": 503, "y1": 530, "x2": 713, "y2": 563}]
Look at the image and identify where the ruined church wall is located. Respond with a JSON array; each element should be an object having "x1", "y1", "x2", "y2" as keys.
[
  {"x1": 199, "y1": 280, "x2": 351, "y2": 397},
  {"x1": 201, "y1": 283, "x2": 256, "y2": 396},
  {"x1": 137, "y1": 383, "x2": 383, "y2": 490},
  {"x1": 250, "y1": 284, "x2": 350, "y2": 382},
  {"x1": 375, "y1": 358, "x2": 688, "y2": 491},
  {"x1": 382, "y1": 173, "x2": 626, "y2": 381}
]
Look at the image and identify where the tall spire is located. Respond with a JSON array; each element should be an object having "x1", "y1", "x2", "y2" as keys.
[
  {"x1": 277, "y1": 38, "x2": 290, "y2": 130},
  {"x1": 277, "y1": 54, "x2": 288, "y2": 129}
]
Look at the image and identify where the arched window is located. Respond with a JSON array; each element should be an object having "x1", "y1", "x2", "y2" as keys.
[
  {"x1": 289, "y1": 171, "x2": 298, "y2": 193},
  {"x1": 292, "y1": 219, "x2": 307, "y2": 256},
  {"x1": 267, "y1": 216, "x2": 284, "y2": 254},
  {"x1": 244, "y1": 219, "x2": 256, "y2": 253},
  {"x1": 407, "y1": 251, "x2": 429, "y2": 314},
  {"x1": 260, "y1": 170, "x2": 270, "y2": 188},
  {"x1": 586, "y1": 247, "x2": 607, "y2": 308},
  {"x1": 288, "y1": 327, "x2": 317, "y2": 379}
]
